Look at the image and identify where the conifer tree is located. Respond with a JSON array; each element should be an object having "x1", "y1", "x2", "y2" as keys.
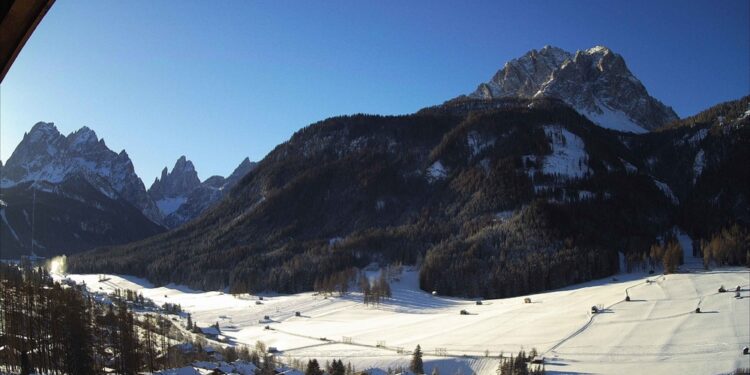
[
  {"x1": 410, "y1": 345, "x2": 424, "y2": 374},
  {"x1": 306, "y1": 359, "x2": 323, "y2": 375}
]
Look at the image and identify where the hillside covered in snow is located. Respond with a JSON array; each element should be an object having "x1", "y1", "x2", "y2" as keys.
[{"x1": 61, "y1": 258, "x2": 750, "y2": 375}]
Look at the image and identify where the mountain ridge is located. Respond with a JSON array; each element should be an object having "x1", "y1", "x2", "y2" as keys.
[
  {"x1": 464, "y1": 45, "x2": 678, "y2": 132},
  {"x1": 148, "y1": 155, "x2": 257, "y2": 228},
  {"x1": 0, "y1": 122, "x2": 257, "y2": 255},
  {"x1": 69, "y1": 96, "x2": 750, "y2": 297},
  {"x1": 1, "y1": 122, "x2": 163, "y2": 223}
]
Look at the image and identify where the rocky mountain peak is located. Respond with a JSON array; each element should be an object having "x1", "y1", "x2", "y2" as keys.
[
  {"x1": 28, "y1": 121, "x2": 59, "y2": 135},
  {"x1": 148, "y1": 156, "x2": 201, "y2": 202},
  {"x1": 150, "y1": 156, "x2": 256, "y2": 228},
  {"x1": 226, "y1": 157, "x2": 257, "y2": 185},
  {"x1": 173, "y1": 155, "x2": 196, "y2": 174},
  {"x1": 24, "y1": 122, "x2": 66, "y2": 148},
  {"x1": 67, "y1": 126, "x2": 100, "y2": 149},
  {"x1": 468, "y1": 45, "x2": 678, "y2": 132},
  {"x1": 2, "y1": 123, "x2": 162, "y2": 224}
]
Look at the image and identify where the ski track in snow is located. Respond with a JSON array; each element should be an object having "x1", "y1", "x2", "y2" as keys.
[{"x1": 59, "y1": 265, "x2": 750, "y2": 375}]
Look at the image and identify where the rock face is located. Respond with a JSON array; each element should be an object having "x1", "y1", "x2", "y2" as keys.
[
  {"x1": 468, "y1": 46, "x2": 678, "y2": 132},
  {"x1": 1, "y1": 122, "x2": 162, "y2": 223},
  {"x1": 0, "y1": 122, "x2": 258, "y2": 255},
  {"x1": 149, "y1": 156, "x2": 257, "y2": 228},
  {"x1": 0, "y1": 122, "x2": 165, "y2": 257},
  {"x1": 149, "y1": 156, "x2": 201, "y2": 204}
]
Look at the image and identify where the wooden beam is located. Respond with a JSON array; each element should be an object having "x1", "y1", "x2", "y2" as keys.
[{"x1": 0, "y1": 0, "x2": 55, "y2": 83}]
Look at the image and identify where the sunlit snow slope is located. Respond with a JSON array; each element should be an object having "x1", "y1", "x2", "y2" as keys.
[{"x1": 63, "y1": 266, "x2": 750, "y2": 375}]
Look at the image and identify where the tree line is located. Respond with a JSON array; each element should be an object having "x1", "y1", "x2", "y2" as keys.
[{"x1": 0, "y1": 262, "x2": 196, "y2": 374}]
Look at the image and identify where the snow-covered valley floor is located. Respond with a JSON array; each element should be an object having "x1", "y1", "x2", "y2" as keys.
[{"x1": 60, "y1": 266, "x2": 750, "y2": 375}]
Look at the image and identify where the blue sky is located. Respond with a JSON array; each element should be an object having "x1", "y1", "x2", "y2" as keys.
[{"x1": 1, "y1": 0, "x2": 748, "y2": 183}]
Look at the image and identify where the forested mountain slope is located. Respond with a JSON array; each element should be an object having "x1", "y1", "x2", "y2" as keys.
[{"x1": 68, "y1": 96, "x2": 749, "y2": 297}]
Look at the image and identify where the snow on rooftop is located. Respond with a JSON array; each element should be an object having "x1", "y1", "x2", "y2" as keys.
[
  {"x1": 200, "y1": 326, "x2": 220, "y2": 336},
  {"x1": 154, "y1": 366, "x2": 203, "y2": 375}
]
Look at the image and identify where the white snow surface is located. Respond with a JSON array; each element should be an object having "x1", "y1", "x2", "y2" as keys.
[
  {"x1": 59, "y1": 267, "x2": 750, "y2": 375},
  {"x1": 156, "y1": 196, "x2": 188, "y2": 216},
  {"x1": 653, "y1": 179, "x2": 679, "y2": 205},
  {"x1": 619, "y1": 158, "x2": 638, "y2": 174},
  {"x1": 687, "y1": 128, "x2": 709, "y2": 146},
  {"x1": 426, "y1": 161, "x2": 448, "y2": 182},
  {"x1": 693, "y1": 150, "x2": 705, "y2": 184},
  {"x1": 466, "y1": 131, "x2": 495, "y2": 157},
  {"x1": 541, "y1": 125, "x2": 591, "y2": 178},
  {"x1": 578, "y1": 101, "x2": 647, "y2": 134},
  {"x1": 578, "y1": 190, "x2": 595, "y2": 200}
]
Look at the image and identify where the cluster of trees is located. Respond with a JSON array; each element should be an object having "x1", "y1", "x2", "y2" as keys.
[
  {"x1": 302, "y1": 358, "x2": 354, "y2": 375},
  {"x1": 0, "y1": 264, "x2": 307, "y2": 375},
  {"x1": 0, "y1": 263, "x2": 238, "y2": 375},
  {"x1": 649, "y1": 240, "x2": 684, "y2": 274},
  {"x1": 701, "y1": 224, "x2": 750, "y2": 268},
  {"x1": 496, "y1": 349, "x2": 545, "y2": 375},
  {"x1": 361, "y1": 272, "x2": 392, "y2": 305},
  {"x1": 112, "y1": 288, "x2": 150, "y2": 307},
  {"x1": 420, "y1": 201, "x2": 622, "y2": 299},
  {"x1": 162, "y1": 302, "x2": 183, "y2": 315},
  {"x1": 314, "y1": 268, "x2": 358, "y2": 296},
  {"x1": 663, "y1": 95, "x2": 749, "y2": 129},
  {"x1": 0, "y1": 262, "x2": 193, "y2": 374},
  {"x1": 1, "y1": 263, "x2": 96, "y2": 374}
]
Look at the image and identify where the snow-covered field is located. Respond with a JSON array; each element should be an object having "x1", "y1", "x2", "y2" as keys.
[{"x1": 59, "y1": 264, "x2": 750, "y2": 375}]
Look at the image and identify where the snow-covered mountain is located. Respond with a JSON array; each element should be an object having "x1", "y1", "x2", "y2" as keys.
[
  {"x1": 1, "y1": 122, "x2": 162, "y2": 223},
  {"x1": 148, "y1": 156, "x2": 201, "y2": 216},
  {"x1": 0, "y1": 122, "x2": 259, "y2": 255},
  {"x1": 149, "y1": 156, "x2": 257, "y2": 228},
  {"x1": 467, "y1": 45, "x2": 678, "y2": 132},
  {"x1": 0, "y1": 123, "x2": 167, "y2": 258}
]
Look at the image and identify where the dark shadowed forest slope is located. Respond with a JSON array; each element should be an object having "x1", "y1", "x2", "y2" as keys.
[{"x1": 69, "y1": 97, "x2": 750, "y2": 298}]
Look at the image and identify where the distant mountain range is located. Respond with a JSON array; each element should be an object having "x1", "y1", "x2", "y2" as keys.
[
  {"x1": 3, "y1": 45, "x2": 748, "y2": 299},
  {"x1": 64, "y1": 46, "x2": 749, "y2": 298},
  {"x1": 0, "y1": 123, "x2": 254, "y2": 258},
  {"x1": 149, "y1": 156, "x2": 256, "y2": 228}
]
